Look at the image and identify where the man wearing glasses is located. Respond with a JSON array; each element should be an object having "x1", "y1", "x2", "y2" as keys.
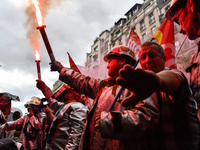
[{"x1": 166, "y1": 0, "x2": 200, "y2": 121}]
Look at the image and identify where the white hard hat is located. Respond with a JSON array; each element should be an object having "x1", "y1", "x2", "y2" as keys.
[
  {"x1": 52, "y1": 80, "x2": 71, "y2": 98},
  {"x1": 0, "y1": 92, "x2": 20, "y2": 107},
  {"x1": 165, "y1": 0, "x2": 187, "y2": 20},
  {"x1": 104, "y1": 45, "x2": 136, "y2": 65},
  {"x1": 24, "y1": 97, "x2": 41, "y2": 108}
]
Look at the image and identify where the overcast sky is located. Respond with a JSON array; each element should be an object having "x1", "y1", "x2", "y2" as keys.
[{"x1": 0, "y1": 0, "x2": 144, "y2": 114}]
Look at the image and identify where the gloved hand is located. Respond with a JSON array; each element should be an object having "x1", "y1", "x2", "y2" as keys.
[
  {"x1": 36, "y1": 80, "x2": 48, "y2": 92},
  {"x1": 36, "y1": 80, "x2": 54, "y2": 99},
  {"x1": 50, "y1": 61, "x2": 64, "y2": 73}
]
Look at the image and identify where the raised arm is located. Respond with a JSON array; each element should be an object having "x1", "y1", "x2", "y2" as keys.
[
  {"x1": 36, "y1": 80, "x2": 54, "y2": 99},
  {"x1": 117, "y1": 65, "x2": 182, "y2": 107}
]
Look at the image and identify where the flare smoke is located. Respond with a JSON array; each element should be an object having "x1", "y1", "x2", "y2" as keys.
[{"x1": 24, "y1": 0, "x2": 67, "y2": 53}]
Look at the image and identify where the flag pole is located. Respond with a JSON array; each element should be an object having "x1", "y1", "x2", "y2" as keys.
[
  {"x1": 108, "y1": 59, "x2": 139, "y2": 111},
  {"x1": 175, "y1": 36, "x2": 187, "y2": 57}
]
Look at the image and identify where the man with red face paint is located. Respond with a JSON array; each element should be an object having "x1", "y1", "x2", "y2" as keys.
[
  {"x1": 116, "y1": 42, "x2": 199, "y2": 149},
  {"x1": 166, "y1": 0, "x2": 200, "y2": 121}
]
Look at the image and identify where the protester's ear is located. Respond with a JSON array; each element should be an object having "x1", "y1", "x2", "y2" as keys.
[{"x1": 120, "y1": 58, "x2": 126, "y2": 65}]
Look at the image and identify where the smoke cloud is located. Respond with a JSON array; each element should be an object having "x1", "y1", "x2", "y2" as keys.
[
  {"x1": 81, "y1": 56, "x2": 108, "y2": 80},
  {"x1": 24, "y1": 0, "x2": 67, "y2": 53}
]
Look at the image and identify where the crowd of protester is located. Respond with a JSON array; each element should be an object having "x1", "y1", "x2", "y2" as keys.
[{"x1": 0, "y1": 0, "x2": 200, "y2": 149}]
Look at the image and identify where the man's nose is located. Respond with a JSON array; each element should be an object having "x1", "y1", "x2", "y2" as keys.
[{"x1": 107, "y1": 63, "x2": 109, "y2": 69}]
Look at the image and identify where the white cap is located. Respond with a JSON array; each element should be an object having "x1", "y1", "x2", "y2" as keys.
[{"x1": 104, "y1": 45, "x2": 136, "y2": 65}]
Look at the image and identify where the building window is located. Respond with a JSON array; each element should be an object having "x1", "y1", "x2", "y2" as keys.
[
  {"x1": 105, "y1": 41, "x2": 109, "y2": 49},
  {"x1": 93, "y1": 55, "x2": 98, "y2": 62},
  {"x1": 116, "y1": 30, "x2": 121, "y2": 38},
  {"x1": 132, "y1": 27, "x2": 136, "y2": 32},
  {"x1": 101, "y1": 40, "x2": 109, "y2": 53},
  {"x1": 119, "y1": 38, "x2": 122, "y2": 45},
  {"x1": 144, "y1": 4, "x2": 151, "y2": 14},
  {"x1": 116, "y1": 21, "x2": 123, "y2": 28},
  {"x1": 94, "y1": 46, "x2": 98, "y2": 52},
  {"x1": 142, "y1": 33, "x2": 147, "y2": 42},
  {"x1": 149, "y1": 13, "x2": 155, "y2": 24},
  {"x1": 140, "y1": 20, "x2": 146, "y2": 31},
  {"x1": 159, "y1": 14, "x2": 165, "y2": 23},
  {"x1": 128, "y1": 12, "x2": 132, "y2": 19},
  {"x1": 89, "y1": 55, "x2": 92, "y2": 61},
  {"x1": 165, "y1": 5, "x2": 170, "y2": 12},
  {"x1": 127, "y1": 22, "x2": 131, "y2": 29},
  {"x1": 133, "y1": 7, "x2": 138, "y2": 15},
  {"x1": 134, "y1": 18, "x2": 138, "y2": 24},
  {"x1": 125, "y1": 32, "x2": 129, "y2": 42},
  {"x1": 151, "y1": 26, "x2": 157, "y2": 35}
]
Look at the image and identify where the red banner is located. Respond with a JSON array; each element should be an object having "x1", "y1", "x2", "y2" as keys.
[
  {"x1": 152, "y1": 19, "x2": 176, "y2": 69},
  {"x1": 126, "y1": 29, "x2": 142, "y2": 58}
]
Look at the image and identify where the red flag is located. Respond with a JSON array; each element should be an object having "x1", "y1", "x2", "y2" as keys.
[
  {"x1": 67, "y1": 52, "x2": 90, "y2": 108},
  {"x1": 126, "y1": 29, "x2": 142, "y2": 59},
  {"x1": 152, "y1": 19, "x2": 176, "y2": 69},
  {"x1": 67, "y1": 52, "x2": 81, "y2": 74}
]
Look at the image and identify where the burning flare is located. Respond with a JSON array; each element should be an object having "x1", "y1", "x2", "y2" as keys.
[
  {"x1": 35, "y1": 50, "x2": 40, "y2": 61},
  {"x1": 30, "y1": 0, "x2": 56, "y2": 64},
  {"x1": 31, "y1": 0, "x2": 44, "y2": 26},
  {"x1": 34, "y1": 50, "x2": 41, "y2": 80}
]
